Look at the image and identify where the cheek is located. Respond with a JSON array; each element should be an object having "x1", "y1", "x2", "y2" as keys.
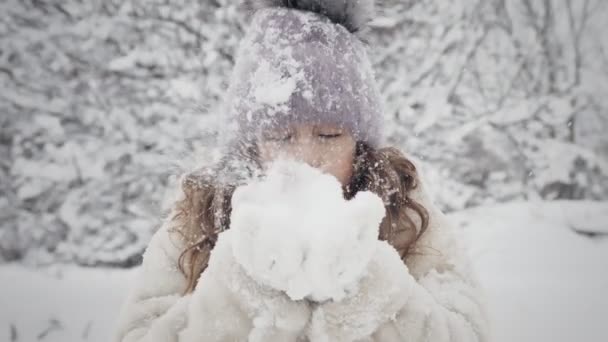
[
  {"x1": 258, "y1": 143, "x2": 281, "y2": 166},
  {"x1": 321, "y1": 143, "x2": 355, "y2": 186},
  {"x1": 332, "y1": 158, "x2": 354, "y2": 186}
]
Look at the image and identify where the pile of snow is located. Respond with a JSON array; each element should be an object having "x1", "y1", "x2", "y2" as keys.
[
  {"x1": 0, "y1": 266, "x2": 134, "y2": 342},
  {"x1": 231, "y1": 159, "x2": 386, "y2": 302},
  {"x1": 451, "y1": 201, "x2": 608, "y2": 342}
]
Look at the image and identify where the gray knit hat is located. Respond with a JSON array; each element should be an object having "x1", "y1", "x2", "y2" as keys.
[{"x1": 221, "y1": 0, "x2": 384, "y2": 147}]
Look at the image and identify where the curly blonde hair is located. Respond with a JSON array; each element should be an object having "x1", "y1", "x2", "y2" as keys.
[{"x1": 170, "y1": 141, "x2": 429, "y2": 294}]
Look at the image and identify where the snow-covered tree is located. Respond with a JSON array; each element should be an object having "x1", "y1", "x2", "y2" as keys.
[{"x1": 1, "y1": 0, "x2": 606, "y2": 266}]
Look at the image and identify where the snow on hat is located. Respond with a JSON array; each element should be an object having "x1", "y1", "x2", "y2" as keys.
[{"x1": 221, "y1": 0, "x2": 384, "y2": 147}]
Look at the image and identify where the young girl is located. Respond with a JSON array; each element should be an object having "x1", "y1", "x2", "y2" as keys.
[{"x1": 114, "y1": 1, "x2": 490, "y2": 341}]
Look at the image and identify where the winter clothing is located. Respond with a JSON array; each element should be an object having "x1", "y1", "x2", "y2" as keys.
[
  {"x1": 306, "y1": 180, "x2": 491, "y2": 342},
  {"x1": 222, "y1": 1, "x2": 384, "y2": 147},
  {"x1": 113, "y1": 176, "x2": 490, "y2": 341},
  {"x1": 115, "y1": 2, "x2": 490, "y2": 341},
  {"x1": 113, "y1": 214, "x2": 311, "y2": 342}
]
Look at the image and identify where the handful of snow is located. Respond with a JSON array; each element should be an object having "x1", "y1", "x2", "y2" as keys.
[{"x1": 230, "y1": 159, "x2": 386, "y2": 302}]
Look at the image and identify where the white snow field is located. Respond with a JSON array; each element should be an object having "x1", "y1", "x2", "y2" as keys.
[{"x1": 1, "y1": 200, "x2": 606, "y2": 342}]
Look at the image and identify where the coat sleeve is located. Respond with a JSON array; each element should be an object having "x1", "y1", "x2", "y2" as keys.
[
  {"x1": 112, "y1": 213, "x2": 252, "y2": 342},
  {"x1": 370, "y1": 179, "x2": 491, "y2": 342}
]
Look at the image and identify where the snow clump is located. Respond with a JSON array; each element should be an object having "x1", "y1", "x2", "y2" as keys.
[{"x1": 230, "y1": 158, "x2": 386, "y2": 302}]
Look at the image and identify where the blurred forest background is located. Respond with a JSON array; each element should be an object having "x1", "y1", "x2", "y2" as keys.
[{"x1": 2, "y1": 0, "x2": 607, "y2": 267}]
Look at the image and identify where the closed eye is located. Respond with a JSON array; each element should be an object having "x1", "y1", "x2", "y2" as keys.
[
  {"x1": 318, "y1": 133, "x2": 342, "y2": 139},
  {"x1": 265, "y1": 134, "x2": 293, "y2": 142}
]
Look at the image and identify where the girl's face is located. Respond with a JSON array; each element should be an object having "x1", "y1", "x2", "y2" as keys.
[{"x1": 257, "y1": 124, "x2": 356, "y2": 186}]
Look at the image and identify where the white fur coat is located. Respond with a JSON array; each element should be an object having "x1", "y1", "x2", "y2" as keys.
[{"x1": 113, "y1": 177, "x2": 491, "y2": 342}]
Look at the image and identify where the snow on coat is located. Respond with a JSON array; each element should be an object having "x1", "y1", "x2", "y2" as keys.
[{"x1": 113, "y1": 160, "x2": 490, "y2": 342}]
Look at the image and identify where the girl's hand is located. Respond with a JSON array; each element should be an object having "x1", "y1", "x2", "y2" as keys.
[
  {"x1": 193, "y1": 229, "x2": 311, "y2": 341},
  {"x1": 306, "y1": 240, "x2": 415, "y2": 342}
]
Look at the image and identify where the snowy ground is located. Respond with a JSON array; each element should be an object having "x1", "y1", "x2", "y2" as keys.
[
  {"x1": 451, "y1": 200, "x2": 608, "y2": 342},
  {"x1": 1, "y1": 200, "x2": 607, "y2": 342}
]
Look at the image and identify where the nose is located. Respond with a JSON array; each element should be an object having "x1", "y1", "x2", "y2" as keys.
[{"x1": 284, "y1": 139, "x2": 321, "y2": 168}]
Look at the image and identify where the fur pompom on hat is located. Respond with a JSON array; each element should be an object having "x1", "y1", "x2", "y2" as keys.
[
  {"x1": 242, "y1": 0, "x2": 376, "y2": 33},
  {"x1": 222, "y1": 0, "x2": 384, "y2": 147}
]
